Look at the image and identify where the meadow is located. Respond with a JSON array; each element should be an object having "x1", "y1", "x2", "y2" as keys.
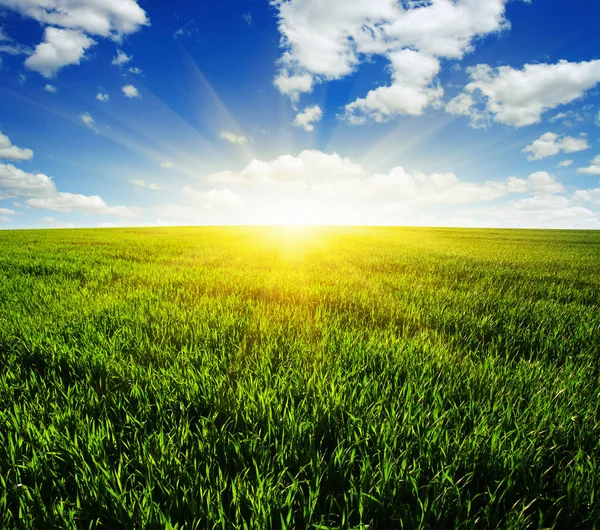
[{"x1": 0, "y1": 226, "x2": 599, "y2": 529}]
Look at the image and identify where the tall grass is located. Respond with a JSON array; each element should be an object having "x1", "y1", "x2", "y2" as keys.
[{"x1": 0, "y1": 226, "x2": 599, "y2": 529}]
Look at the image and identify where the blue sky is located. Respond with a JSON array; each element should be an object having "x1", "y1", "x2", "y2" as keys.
[{"x1": 0, "y1": 0, "x2": 599, "y2": 228}]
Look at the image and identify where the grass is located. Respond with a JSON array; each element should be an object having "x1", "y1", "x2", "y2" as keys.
[{"x1": 0, "y1": 226, "x2": 599, "y2": 529}]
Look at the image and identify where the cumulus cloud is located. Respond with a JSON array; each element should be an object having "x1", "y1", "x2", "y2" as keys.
[
  {"x1": 573, "y1": 186, "x2": 600, "y2": 207},
  {"x1": 80, "y1": 112, "x2": 97, "y2": 132},
  {"x1": 273, "y1": 0, "x2": 522, "y2": 122},
  {"x1": 219, "y1": 131, "x2": 249, "y2": 145},
  {"x1": 522, "y1": 132, "x2": 589, "y2": 161},
  {"x1": 521, "y1": 172, "x2": 564, "y2": 194},
  {"x1": 0, "y1": 164, "x2": 54, "y2": 197},
  {"x1": 447, "y1": 60, "x2": 600, "y2": 127},
  {"x1": 507, "y1": 172, "x2": 564, "y2": 195},
  {"x1": 456, "y1": 186, "x2": 600, "y2": 229},
  {"x1": 0, "y1": 0, "x2": 148, "y2": 38},
  {"x1": 128, "y1": 66, "x2": 142, "y2": 75},
  {"x1": 183, "y1": 187, "x2": 246, "y2": 210},
  {"x1": 25, "y1": 27, "x2": 95, "y2": 77},
  {"x1": 0, "y1": 163, "x2": 140, "y2": 217},
  {"x1": 28, "y1": 193, "x2": 140, "y2": 216},
  {"x1": 207, "y1": 149, "x2": 516, "y2": 205},
  {"x1": 160, "y1": 161, "x2": 175, "y2": 169},
  {"x1": 274, "y1": 70, "x2": 314, "y2": 101},
  {"x1": 294, "y1": 104, "x2": 322, "y2": 131},
  {"x1": 0, "y1": 0, "x2": 148, "y2": 75},
  {"x1": 0, "y1": 132, "x2": 34, "y2": 161},
  {"x1": 344, "y1": 50, "x2": 443, "y2": 123},
  {"x1": 122, "y1": 84, "x2": 139, "y2": 98},
  {"x1": 96, "y1": 92, "x2": 109, "y2": 102},
  {"x1": 112, "y1": 49, "x2": 131, "y2": 66},
  {"x1": 131, "y1": 179, "x2": 161, "y2": 190},
  {"x1": 577, "y1": 155, "x2": 600, "y2": 175},
  {"x1": 44, "y1": 83, "x2": 57, "y2": 93}
]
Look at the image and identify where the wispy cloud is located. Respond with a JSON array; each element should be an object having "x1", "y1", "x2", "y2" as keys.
[{"x1": 219, "y1": 131, "x2": 249, "y2": 145}]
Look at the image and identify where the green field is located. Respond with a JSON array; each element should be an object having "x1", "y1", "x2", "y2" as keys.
[{"x1": 0, "y1": 227, "x2": 599, "y2": 529}]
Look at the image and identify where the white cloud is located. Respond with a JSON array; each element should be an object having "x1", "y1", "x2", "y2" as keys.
[
  {"x1": 274, "y1": 70, "x2": 314, "y2": 101},
  {"x1": 573, "y1": 186, "x2": 600, "y2": 207},
  {"x1": 294, "y1": 104, "x2": 323, "y2": 131},
  {"x1": 522, "y1": 132, "x2": 589, "y2": 161},
  {"x1": 513, "y1": 194, "x2": 570, "y2": 212},
  {"x1": 448, "y1": 60, "x2": 600, "y2": 127},
  {"x1": 0, "y1": 132, "x2": 34, "y2": 161},
  {"x1": 0, "y1": 42, "x2": 33, "y2": 55},
  {"x1": 507, "y1": 172, "x2": 564, "y2": 195},
  {"x1": 96, "y1": 92, "x2": 109, "y2": 102},
  {"x1": 458, "y1": 190, "x2": 600, "y2": 229},
  {"x1": 577, "y1": 155, "x2": 600, "y2": 175},
  {"x1": 28, "y1": 193, "x2": 140, "y2": 216},
  {"x1": 112, "y1": 49, "x2": 131, "y2": 66},
  {"x1": 128, "y1": 66, "x2": 142, "y2": 75},
  {"x1": 0, "y1": 29, "x2": 34, "y2": 56},
  {"x1": 344, "y1": 50, "x2": 443, "y2": 122},
  {"x1": 160, "y1": 161, "x2": 174, "y2": 169},
  {"x1": 0, "y1": 207, "x2": 16, "y2": 215},
  {"x1": 525, "y1": 171, "x2": 565, "y2": 194},
  {"x1": 548, "y1": 108, "x2": 592, "y2": 127},
  {"x1": 0, "y1": 0, "x2": 148, "y2": 39},
  {"x1": 122, "y1": 84, "x2": 139, "y2": 98},
  {"x1": 40, "y1": 216, "x2": 75, "y2": 228},
  {"x1": 24, "y1": 27, "x2": 95, "y2": 78},
  {"x1": 183, "y1": 187, "x2": 246, "y2": 210},
  {"x1": 0, "y1": 163, "x2": 55, "y2": 197},
  {"x1": 273, "y1": 0, "x2": 521, "y2": 121},
  {"x1": 131, "y1": 179, "x2": 161, "y2": 191},
  {"x1": 557, "y1": 160, "x2": 573, "y2": 168},
  {"x1": 207, "y1": 149, "x2": 515, "y2": 205},
  {"x1": 44, "y1": 83, "x2": 57, "y2": 93},
  {"x1": 219, "y1": 131, "x2": 249, "y2": 145},
  {"x1": 242, "y1": 13, "x2": 252, "y2": 26},
  {"x1": 0, "y1": 162, "x2": 140, "y2": 217},
  {"x1": 80, "y1": 112, "x2": 97, "y2": 132},
  {"x1": 0, "y1": 0, "x2": 148, "y2": 76}
]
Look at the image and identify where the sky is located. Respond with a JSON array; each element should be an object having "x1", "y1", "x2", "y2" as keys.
[{"x1": 0, "y1": 0, "x2": 599, "y2": 229}]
